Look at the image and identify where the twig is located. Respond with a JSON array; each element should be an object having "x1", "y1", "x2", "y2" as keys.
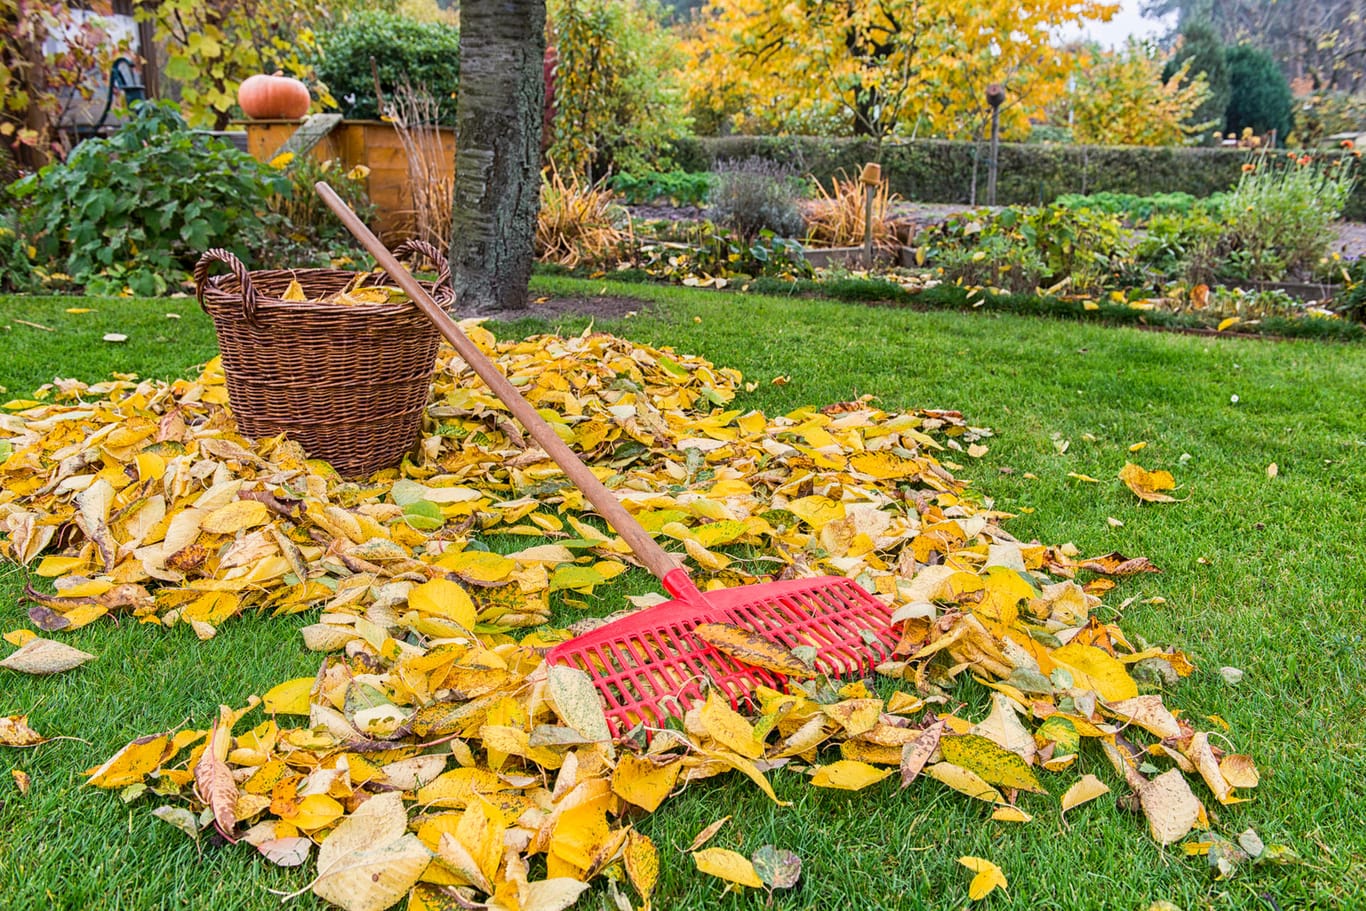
[{"x1": 14, "y1": 319, "x2": 55, "y2": 332}]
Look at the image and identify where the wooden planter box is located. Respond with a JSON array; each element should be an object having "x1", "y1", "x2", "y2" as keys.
[{"x1": 240, "y1": 118, "x2": 456, "y2": 242}]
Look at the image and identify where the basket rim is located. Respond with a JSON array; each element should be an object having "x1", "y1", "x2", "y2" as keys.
[{"x1": 200, "y1": 269, "x2": 454, "y2": 315}]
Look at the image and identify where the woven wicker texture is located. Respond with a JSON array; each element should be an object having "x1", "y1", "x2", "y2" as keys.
[{"x1": 194, "y1": 241, "x2": 449, "y2": 478}]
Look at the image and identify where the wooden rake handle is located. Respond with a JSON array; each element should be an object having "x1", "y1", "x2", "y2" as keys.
[{"x1": 315, "y1": 182, "x2": 701, "y2": 602}]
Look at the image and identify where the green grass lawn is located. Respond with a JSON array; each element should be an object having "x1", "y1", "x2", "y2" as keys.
[{"x1": 2, "y1": 281, "x2": 1365, "y2": 910}]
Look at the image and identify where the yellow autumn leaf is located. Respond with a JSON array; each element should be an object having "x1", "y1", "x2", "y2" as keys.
[
  {"x1": 1118, "y1": 462, "x2": 1179, "y2": 503},
  {"x1": 810, "y1": 760, "x2": 892, "y2": 791},
  {"x1": 408, "y1": 578, "x2": 476, "y2": 629},
  {"x1": 262, "y1": 677, "x2": 314, "y2": 715},
  {"x1": 848, "y1": 451, "x2": 920, "y2": 479},
  {"x1": 938, "y1": 734, "x2": 1045, "y2": 793},
  {"x1": 3, "y1": 629, "x2": 38, "y2": 647},
  {"x1": 1060, "y1": 774, "x2": 1111, "y2": 816},
  {"x1": 924, "y1": 762, "x2": 1005, "y2": 804},
  {"x1": 200, "y1": 500, "x2": 271, "y2": 535},
  {"x1": 285, "y1": 793, "x2": 345, "y2": 832},
  {"x1": 990, "y1": 806, "x2": 1032, "y2": 823},
  {"x1": 436, "y1": 549, "x2": 517, "y2": 583},
  {"x1": 694, "y1": 622, "x2": 816, "y2": 678},
  {"x1": 958, "y1": 856, "x2": 1007, "y2": 900},
  {"x1": 692, "y1": 848, "x2": 763, "y2": 889},
  {"x1": 699, "y1": 692, "x2": 764, "y2": 759},
  {"x1": 624, "y1": 830, "x2": 659, "y2": 905},
  {"x1": 85, "y1": 734, "x2": 170, "y2": 788},
  {"x1": 1217, "y1": 316, "x2": 1240, "y2": 332},
  {"x1": 786, "y1": 495, "x2": 844, "y2": 528},
  {"x1": 1051, "y1": 642, "x2": 1139, "y2": 702},
  {"x1": 611, "y1": 754, "x2": 681, "y2": 812}
]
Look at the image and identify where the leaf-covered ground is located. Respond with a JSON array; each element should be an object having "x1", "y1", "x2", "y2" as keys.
[{"x1": 2, "y1": 280, "x2": 1365, "y2": 910}]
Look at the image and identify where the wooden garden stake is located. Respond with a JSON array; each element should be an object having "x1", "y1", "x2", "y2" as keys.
[{"x1": 860, "y1": 162, "x2": 881, "y2": 268}]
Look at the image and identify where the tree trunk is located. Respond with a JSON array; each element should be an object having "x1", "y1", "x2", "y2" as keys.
[{"x1": 450, "y1": 0, "x2": 546, "y2": 313}]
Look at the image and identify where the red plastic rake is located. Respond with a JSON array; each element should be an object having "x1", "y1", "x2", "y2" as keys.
[{"x1": 318, "y1": 183, "x2": 899, "y2": 736}]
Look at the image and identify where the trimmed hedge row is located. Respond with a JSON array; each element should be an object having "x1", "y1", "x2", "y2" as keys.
[{"x1": 672, "y1": 137, "x2": 1366, "y2": 221}]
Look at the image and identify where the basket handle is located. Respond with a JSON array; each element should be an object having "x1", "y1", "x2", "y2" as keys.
[
  {"x1": 194, "y1": 248, "x2": 260, "y2": 323},
  {"x1": 392, "y1": 240, "x2": 451, "y2": 290}
]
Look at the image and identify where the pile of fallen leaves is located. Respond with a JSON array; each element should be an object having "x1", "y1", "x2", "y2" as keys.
[{"x1": 1, "y1": 325, "x2": 1272, "y2": 909}]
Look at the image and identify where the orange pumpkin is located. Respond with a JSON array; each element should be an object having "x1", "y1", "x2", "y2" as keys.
[{"x1": 237, "y1": 73, "x2": 311, "y2": 120}]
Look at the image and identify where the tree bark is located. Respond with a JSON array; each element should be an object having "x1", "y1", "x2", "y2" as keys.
[{"x1": 450, "y1": 0, "x2": 546, "y2": 313}]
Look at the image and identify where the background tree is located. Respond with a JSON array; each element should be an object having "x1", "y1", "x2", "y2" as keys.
[
  {"x1": 1225, "y1": 44, "x2": 1294, "y2": 142},
  {"x1": 1144, "y1": 0, "x2": 1366, "y2": 93},
  {"x1": 682, "y1": 0, "x2": 1118, "y2": 141},
  {"x1": 314, "y1": 11, "x2": 461, "y2": 123},
  {"x1": 1068, "y1": 40, "x2": 1212, "y2": 146},
  {"x1": 547, "y1": 0, "x2": 690, "y2": 179},
  {"x1": 1163, "y1": 20, "x2": 1228, "y2": 139},
  {"x1": 449, "y1": 0, "x2": 546, "y2": 313}
]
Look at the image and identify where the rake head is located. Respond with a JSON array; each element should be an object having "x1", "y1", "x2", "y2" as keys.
[{"x1": 545, "y1": 576, "x2": 898, "y2": 737}]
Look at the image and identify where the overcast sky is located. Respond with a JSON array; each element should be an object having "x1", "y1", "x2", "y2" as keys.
[{"x1": 1062, "y1": 0, "x2": 1177, "y2": 49}]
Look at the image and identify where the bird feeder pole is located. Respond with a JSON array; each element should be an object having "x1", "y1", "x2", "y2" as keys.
[
  {"x1": 860, "y1": 161, "x2": 881, "y2": 268},
  {"x1": 986, "y1": 83, "x2": 1005, "y2": 207}
]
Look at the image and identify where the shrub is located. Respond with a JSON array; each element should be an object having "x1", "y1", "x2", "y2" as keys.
[
  {"x1": 1225, "y1": 45, "x2": 1293, "y2": 142},
  {"x1": 315, "y1": 11, "x2": 461, "y2": 124},
  {"x1": 548, "y1": 0, "x2": 691, "y2": 179},
  {"x1": 803, "y1": 171, "x2": 900, "y2": 250},
  {"x1": 932, "y1": 235, "x2": 1046, "y2": 294},
  {"x1": 707, "y1": 157, "x2": 806, "y2": 241},
  {"x1": 1054, "y1": 191, "x2": 1206, "y2": 222},
  {"x1": 1195, "y1": 151, "x2": 1356, "y2": 281},
  {"x1": 1334, "y1": 258, "x2": 1366, "y2": 323},
  {"x1": 537, "y1": 161, "x2": 629, "y2": 269},
  {"x1": 1068, "y1": 40, "x2": 1214, "y2": 146},
  {"x1": 1290, "y1": 90, "x2": 1366, "y2": 149},
  {"x1": 635, "y1": 222, "x2": 811, "y2": 285},
  {"x1": 8, "y1": 102, "x2": 288, "y2": 295},
  {"x1": 0, "y1": 211, "x2": 37, "y2": 292},
  {"x1": 265, "y1": 154, "x2": 375, "y2": 265},
  {"x1": 608, "y1": 170, "x2": 714, "y2": 206},
  {"x1": 919, "y1": 205, "x2": 1131, "y2": 293},
  {"x1": 1134, "y1": 210, "x2": 1224, "y2": 280},
  {"x1": 1164, "y1": 21, "x2": 1230, "y2": 138}
]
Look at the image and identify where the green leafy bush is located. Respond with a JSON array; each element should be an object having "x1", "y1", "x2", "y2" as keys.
[
  {"x1": 920, "y1": 205, "x2": 1131, "y2": 293},
  {"x1": 1224, "y1": 45, "x2": 1293, "y2": 142},
  {"x1": 0, "y1": 212, "x2": 37, "y2": 292},
  {"x1": 1194, "y1": 152, "x2": 1356, "y2": 281},
  {"x1": 266, "y1": 154, "x2": 375, "y2": 266},
  {"x1": 1134, "y1": 210, "x2": 1224, "y2": 279},
  {"x1": 1334, "y1": 257, "x2": 1366, "y2": 323},
  {"x1": 707, "y1": 157, "x2": 806, "y2": 241},
  {"x1": 637, "y1": 223, "x2": 811, "y2": 285},
  {"x1": 548, "y1": 0, "x2": 691, "y2": 179},
  {"x1": 931, "y1": 235, "x2": 1046, "y2": 293},
  {"x1": 315, "y1": 12, "x2": 461, "y2": 124},
  {"x1": 9, "y1": 102, "x2": 288, "y2": 296},
  {"x1": 608, "y1": 170, "x2": 714, "y2": 206},
  {"x1": 1054, "y1": 191, "x2": 1213, "y2": 222}
]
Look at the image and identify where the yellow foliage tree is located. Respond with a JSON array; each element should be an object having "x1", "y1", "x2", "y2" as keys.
[
  {"x1": 1066, "y1": 41, "x2": 1214, "y2": 146},
  {"x1": 682, "y1": 0, "x2": 1118, "y2": 140}
]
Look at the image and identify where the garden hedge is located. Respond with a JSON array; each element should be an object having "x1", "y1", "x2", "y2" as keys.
[{"x1": 672, "y1": 137, "x2": 1366, "y2": 221}]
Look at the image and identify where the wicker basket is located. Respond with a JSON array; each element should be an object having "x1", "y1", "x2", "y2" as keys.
[{"x1": 194, "y1": 241, "x2": 449, "y2": 478}]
